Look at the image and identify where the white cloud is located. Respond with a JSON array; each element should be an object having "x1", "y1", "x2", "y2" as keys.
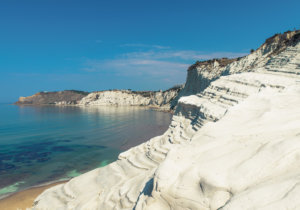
[
  {"x1": 82, "y1": 58, "x2": 188, "y2": 77},
  {"x1": 81, "y1": 56, "x2": 189, "y2": 87},
  {"x1": 120, "y1": 43, "x2": 170, "y2": 49}
]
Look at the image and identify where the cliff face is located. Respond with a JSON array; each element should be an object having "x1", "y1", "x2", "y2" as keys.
[
  {"x1": 171, "y1": 30, "x2": 300, "y2": 107},
  {"x1": 78, "y1": 87, "x2": 182, "y2": 110},
  {"x1": 33, "y1": 30, "x2": 300, "y2": 210},
  {"x1": 15, "y1": 90, "x2": 89, "y2": 105},
  {"x1": 15, "y1": 87, "x2": 182, "y2": 110}
]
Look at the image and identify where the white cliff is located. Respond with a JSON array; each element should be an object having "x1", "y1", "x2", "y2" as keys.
[
  {"x1": 15, "y1": 87, "x2": 182, "y2": 111},
  {"x1": 78, "y1": 88, "x2": 181, "y2": 110},
  {"x1": 32, "y1": 30, "x2": 300, "y2": 210},
  {"x1": 173, "y1": 30, "x2": 300, "y2": 103}
]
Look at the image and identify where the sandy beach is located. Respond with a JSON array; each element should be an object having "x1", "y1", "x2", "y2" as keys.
[{"x1": 0, "y1": 181, "x2": 67, "y2": 210}]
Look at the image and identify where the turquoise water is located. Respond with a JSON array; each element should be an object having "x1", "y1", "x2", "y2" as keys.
[{"x1": 0, "y1": 104, "x2": 172, "y2": 197}]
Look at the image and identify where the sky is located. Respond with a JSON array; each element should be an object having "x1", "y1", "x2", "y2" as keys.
[{"x1": 0, "y1": 0, "x2": 300, "y2": 103}]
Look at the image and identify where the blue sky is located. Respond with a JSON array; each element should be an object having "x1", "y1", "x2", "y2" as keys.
[{"x1": 0, "y1": 0, "x2": 299, "y2": 103}]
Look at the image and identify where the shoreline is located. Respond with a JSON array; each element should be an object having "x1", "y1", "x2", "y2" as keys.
[
  {"x1": 0, "y1": 180, "x2": 68, "y2": 210},
  {"x1": 0, "y1": 178, "x2": 70, "y2": 200},
  {"x1": 13, "y1": 103, "x2": 175, "y2": 113}
]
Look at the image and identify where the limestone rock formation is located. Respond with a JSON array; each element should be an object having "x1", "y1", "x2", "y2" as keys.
[
  {"x1": 171, "y1": 30, "x2": 300, "y2": 107},
  {"x1": 32, "y1": 30, "x2": 300, "y2": 210},
  {"x1": 15, "y1": 87, "x2": 182, "y2": 111},
  {"x1": 78, "y1": 87, "x2": 182, "y2": 110}
]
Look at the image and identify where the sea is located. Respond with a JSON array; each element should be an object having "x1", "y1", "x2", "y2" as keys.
[{"x1": 0, "y1": 104, "x2": 172, "y2": 198}]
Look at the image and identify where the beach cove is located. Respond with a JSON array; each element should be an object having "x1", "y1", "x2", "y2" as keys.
[{"x1": 0, "y1": 104, "x2": 172, "y2": 204}]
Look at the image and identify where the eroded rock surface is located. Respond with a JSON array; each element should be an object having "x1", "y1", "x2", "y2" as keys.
[{"x1": 32, "y1": 30, "x2": 300, "y2": 210}]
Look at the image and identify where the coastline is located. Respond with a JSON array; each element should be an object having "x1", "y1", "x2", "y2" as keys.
[
  {"x1": 14, "y1": 103, "x2": 175, "y2": 113},
  {"x1": 0, "y1": 180, "x2": 68, "y2": 210},
  {"x1": 0, "y1": 104, "x2": 173, "y2": 209}
]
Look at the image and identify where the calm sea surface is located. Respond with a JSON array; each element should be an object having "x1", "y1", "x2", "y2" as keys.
[{"x1": 0, "y1": 104, "x2": 172, "y2": 198}]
